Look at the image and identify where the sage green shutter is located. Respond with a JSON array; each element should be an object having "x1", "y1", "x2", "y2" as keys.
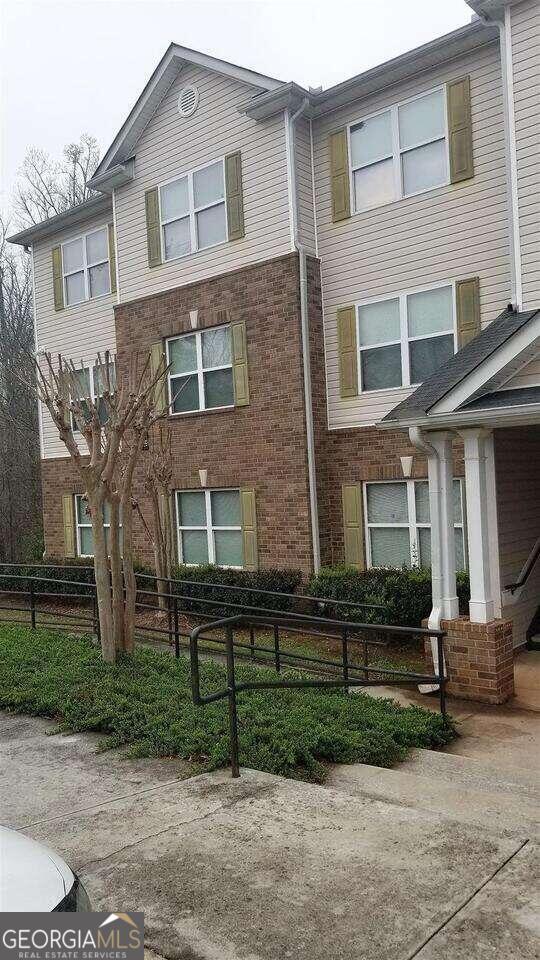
[
  {"x1": 108, "y1": 223, "x2": 117, "y2": 295},
  {"x1": 337, "y1": 306, "x2": 358, "y2": 398},
  {"x1": 329, "y1": 130, "x2": 351, "y2": 223},
  {"x1": 149, "y1": 341, "x2": 167, "y2": 413},
  {"x1": 225, "y1": 152, "x2": 245, "y2": 241},
  {"x1": 145, "y1": 188, "x2": 162, "y2": 267},
  {"x1": 62, "y1": 494, "x2": 76, "y2": 558},
  {"x1": 231, "y1": 319, "x2": 250, "y2": 406},
  {"x1": 342, "y1": 484, "x2": 365, "y2": 569},
  {"x1": 240, "y1": 489, "x2": 258, "y2": 571},
  {"x1": 456, "y1": 277, "x2": 481, "y2": 348},
  {"x1": 447, "y1": 76, "x2": 474, "y2": 183},
  {"x1": 52, "y1": 246, "x2": 64, "y2": 311}
]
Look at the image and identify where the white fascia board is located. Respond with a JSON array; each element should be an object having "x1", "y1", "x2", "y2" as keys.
[
  {"x1": 88, "y1": 159, "x2": 135, "y2": 194},
  {"x1": 430, "y1": 315, "x2": 540, "y2": 415},
  {"x1": 94, "y1": 45, "x2": 283, "y2": 179},
  {"x1": 378, "y1": 403, "x2": 540, "y2": 432}
]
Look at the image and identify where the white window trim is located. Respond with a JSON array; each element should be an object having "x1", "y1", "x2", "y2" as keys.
[
  {"x1": 363, "y1": 478, "x2": 466, "y2": 570},
  {"x1": 158, "y1": 156, "x2": 229, "y2": 264},
  {"x1": 70, "y1": 362, "x2": 115, "y2": 432},
  {"x1": 355, "y1": 280, "x2": 457, "y2": 395},
  {"x1": 166, "y1": 326, "x2": 234, "y2": 416},
  {"x1": 348, "y1": 84, "x2": 449, "y2": 215},
  {"x1": 176, "y1": 488, "x2": 243, "y2": 569},
  {"x1": 74, "y1": 494, "x2": 117, "y2": 559},
  {"x1": 61, "y1": 225, "x2": 111, "y2": 307}
]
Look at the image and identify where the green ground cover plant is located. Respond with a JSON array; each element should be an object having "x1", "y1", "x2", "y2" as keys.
[{"x1": 0, "y1": 625, "x2": 455, "y2": 782}]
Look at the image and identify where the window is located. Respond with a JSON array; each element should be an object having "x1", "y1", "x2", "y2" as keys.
[
  {"x1": 75, "y1": 496, "x2": 120, "y2": 557},
  {"x1": 70, "y1": 362, "x2": 116, "y2": 430},
  {"x1": 357, "y1": 284, "x2": 455, "y2": 392},
  {"x1": 350, "y1": 87, "x2": 447, "y2": 212},
  {"x1": 176, "y1": 489, "x2": 243, "y2": 567},
  {"x1": 159, "y1": 159, "x2": 227, "y2": 261},
  {"x1": 166, "y1": 326, "x2": 234, "y2": 414},
  {"x1": 62, "y1": 227, "x2": 111, "y2": 306},
  {"x1": 364, "y1": 479, "x2": 466, "y2": 570}
]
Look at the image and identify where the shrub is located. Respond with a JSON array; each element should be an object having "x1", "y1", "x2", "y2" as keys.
[
  {"x1": 0, "y1": 560, "x2": 96, "y2": 597},
  {"x1": 306, "y1": 566, "x2": 470, "y2": 629},
  {"x1": 168, "y1": 564, "x2": 303, "y2": 616},
  {"x1": 0, "y1": 625, "x2": 457, "y2": 781}
]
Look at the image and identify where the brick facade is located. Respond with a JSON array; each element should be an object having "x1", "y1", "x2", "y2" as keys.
[
  {"x1": 43, "y1": 252, "x2": 316, "y2": 576},
  {"x1": 41, "y1": 250, "x2": 466, "y2": 576},
  {"x1": 425, "y1": 616, "x2": 515, "y2": 705}
]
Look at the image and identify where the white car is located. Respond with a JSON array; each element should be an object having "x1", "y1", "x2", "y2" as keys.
[{"x1": 1, "y1": 826, "x2": 91, "y2": 911}]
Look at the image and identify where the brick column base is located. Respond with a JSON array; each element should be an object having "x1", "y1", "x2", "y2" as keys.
[{"x1": 424, "y1": 616, "x2": 514, "y2": 705}]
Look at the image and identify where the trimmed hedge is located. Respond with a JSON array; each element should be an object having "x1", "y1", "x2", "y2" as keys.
[
  {"x1": 166, "y1": 564, "x2": 303, "y2": 615},
  {"x1": 0, "y1": 561, "x2": 302, "y2": 613},
  {"x1": 306, "y1": 566, "x2": 470, "y2": 630}
]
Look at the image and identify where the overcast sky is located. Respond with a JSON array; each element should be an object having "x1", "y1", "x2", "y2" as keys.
[{"x1": 1, "y1": 0, "x2": 474, "y2": 215}]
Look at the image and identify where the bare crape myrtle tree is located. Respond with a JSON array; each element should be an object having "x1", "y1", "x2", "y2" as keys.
[{"x1": 35, "y1": 349, "x2": 172, "y2": 663}]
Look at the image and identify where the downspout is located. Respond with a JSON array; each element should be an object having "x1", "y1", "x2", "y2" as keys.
[
  {"x1": 409, "y1": 428, "x2": 443, "y2": 631},
  {"x1": 477, "y1": 5, "x2": 522, "y2": 308},
  {"x1": 409, "y1": 426, "x2": 448, "y2": 693},
  {"x1": 286, "y1": 98, "x2": 321, "y2": 573}
]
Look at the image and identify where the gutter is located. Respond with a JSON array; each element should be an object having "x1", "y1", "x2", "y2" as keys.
[{"x1": 286, "y1": 99, "x2": 321, "y2": 573}]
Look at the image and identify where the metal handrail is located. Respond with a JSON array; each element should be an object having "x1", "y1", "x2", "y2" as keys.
[
  {"x1": 190, "y1": 614, "x2": 447, "y2": 778},
  {"x1": 505, "y1": 537, "x2": 540, "y2": 593},
  {"x1": 0, "y1": 563, "x2": 386, "y2": 615}
]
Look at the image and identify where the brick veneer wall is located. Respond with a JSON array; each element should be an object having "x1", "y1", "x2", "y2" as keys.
[
  {"x1": 425, "y1": 616, "x2": 515, "y2": 704},
  {"x1": 42, "y1": 252, "x2": 317, "y2": 575}
]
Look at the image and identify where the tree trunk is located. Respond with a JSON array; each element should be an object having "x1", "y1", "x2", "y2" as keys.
[
  {"x1": 109, "y1": 498, "x2": 124, "y2": 652},
  {"x1": 149, "y1": 485, "x2": 167, "y2": 612},
  {"x1": 121, "y1": 495, "x2": 137, "y2": 654},
  {"x1": 90, "y1": 493, "x2": 115, "y2": 664}
]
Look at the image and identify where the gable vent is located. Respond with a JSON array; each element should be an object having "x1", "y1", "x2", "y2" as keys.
[{"x1": 178, "y1": 85, "x2": 199, "y2": 118}]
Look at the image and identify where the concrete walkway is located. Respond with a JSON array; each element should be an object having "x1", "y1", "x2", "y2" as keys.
[{"x1": 1, "y1": 712, "x2": 539, "y2": 959}]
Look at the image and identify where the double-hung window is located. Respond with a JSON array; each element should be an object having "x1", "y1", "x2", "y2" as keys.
[
  {"x1": 166, "y1": 326, "x2": 234, "y2": 414},
  {"x1": 176, "y1": 489, "x2": 243, "y2": 568},
  {"x1": 364, "y1": 479, "x2": 466, "y2": 570},
  {"x1": 62, "y1": 227, "x2": 111, "y2": 306},
  {"x1": 75, "y1": 495, "x2": 119, "y2": 557},
  {"x1": 357, "y1": 284, "x2": 455, "y2": 392},
  {"x1": 350, "y1": 87, "x2": 448, "y2": 212},
  {"x1": 70, "y1": 362, "x2": 116, "y2": 429},
  {"x1": 160, "y1": 159, "x2": 227, "y2": 261}
]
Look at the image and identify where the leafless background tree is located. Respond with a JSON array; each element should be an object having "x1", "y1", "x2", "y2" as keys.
[
  {"x1": 13, "y1": 134, "x2": 100, "y2": 226},
  {"x1": 0, "y1": 135, "x2": 100, "y2": 562},
  {"x1": 0, "y1": 222, "x2": 41, "y2": 561}
]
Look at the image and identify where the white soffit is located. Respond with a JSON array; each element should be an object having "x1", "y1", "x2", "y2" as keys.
[{"x1": 431, "y1": 314, "x2": 540, "y2": 414}]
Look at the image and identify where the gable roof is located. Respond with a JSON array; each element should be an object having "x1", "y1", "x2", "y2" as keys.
[
  {"x1": 89, "y1": 44, "x2": 283, "y2": 189},
  {"x1": 382, "y1": 307, "x2": 540, "y2": 423}
]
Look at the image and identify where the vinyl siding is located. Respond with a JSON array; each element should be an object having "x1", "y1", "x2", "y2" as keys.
[
  {"x1": 511, "y1": 0, "x2": 540, "y2": 310},
  {"x1": 496, "y1": 426, "x2": 540, "y2": 647},
  {"x1": 313, "y1": 41, "x2": 512, "y2": 430},
  {"x1": 115, "y1": 63, "x2": 292, "y2": 304},
  {"x1": 294, "y1": 117, "x2": 316, "y2": 255},
  {"x1": 32, "y1": 210, "x2": 116, "y2": 460},
  {"x1": 499, "y1": 352, "x2": 540, "y2": 389}
]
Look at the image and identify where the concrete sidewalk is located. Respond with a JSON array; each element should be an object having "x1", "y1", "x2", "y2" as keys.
[{"x1": 1, "y1": 712, "x2": 538, "y2": 959}]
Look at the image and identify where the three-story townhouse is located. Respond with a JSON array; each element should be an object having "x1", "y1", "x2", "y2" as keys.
[{"x1": 9, "y1": 0, "x2": 540, "y2": 703}]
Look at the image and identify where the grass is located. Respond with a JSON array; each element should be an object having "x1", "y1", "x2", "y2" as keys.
[{"x1": 0, "y1": 624, "x2": 456, "y2": 782}]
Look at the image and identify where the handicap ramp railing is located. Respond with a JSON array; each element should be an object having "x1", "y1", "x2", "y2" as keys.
[{"x1": 189, "y1": 613, "x2": 447, "y2": 778}]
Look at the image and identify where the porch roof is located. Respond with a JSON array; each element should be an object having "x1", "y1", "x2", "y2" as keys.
[{"x1": 382, "y1": 306, "x2": 540, "y2": 426}]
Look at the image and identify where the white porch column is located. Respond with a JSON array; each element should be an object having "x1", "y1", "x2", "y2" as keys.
[
  {"x1": 409, "y1": 428, "x2": 458, "y2": 629},
  {"x1": 429, "y1": 431, "x2": 459, "y2": 623},
  {"x1": 459, "y1": 428, "x2": 495, "y2": 623}
]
